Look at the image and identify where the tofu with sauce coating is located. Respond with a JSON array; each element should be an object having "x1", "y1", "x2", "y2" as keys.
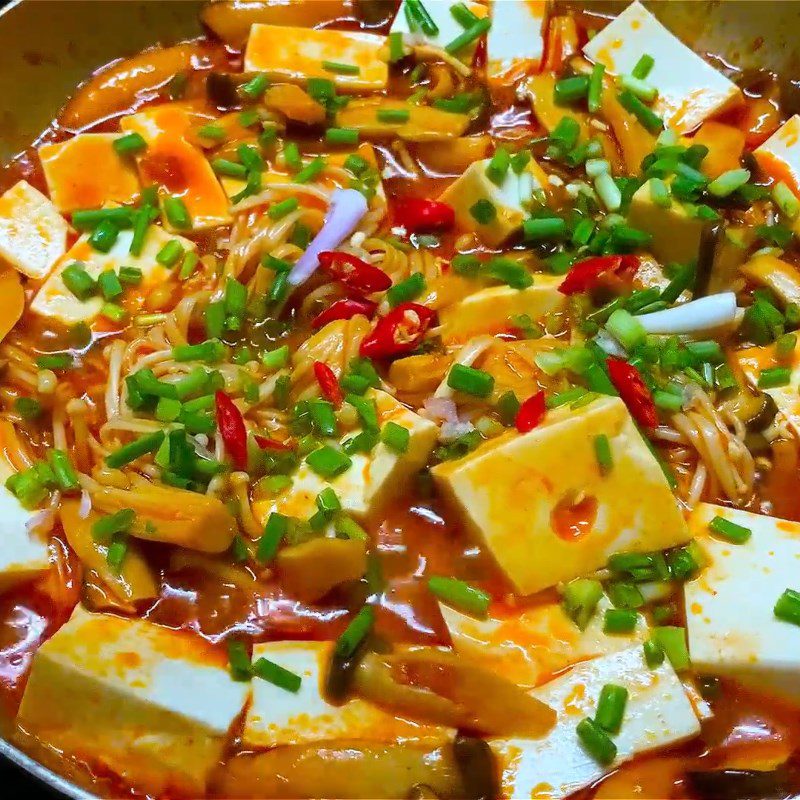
[
  {"x1": 0, "y1": 180, "x2": 69, "y2": 280},
  {"x1": 684, "y1": 502, "x2": 800, "y2": 703},
  {"x1": 491, "y1": 645, "x2": 701, "y2": 800},
  {"x1": 38, "y1": 134, "x2": 140, "y2": 214},
  {"x1": 583, "y1": 1, "x2": 742, "y2": 133},
  {"x1": 486, "y1": 0, "x2": 548, "y2": 86},
  {"x1": 16, "y1": 607, "x2": 250, "y2": 797},
  {"x1": 431, "y1": 396, "x2": 689, "y2": 595},
  {"x1": 31, "y1": 226, "x2": 195, "y2": 326},
  {"x1": 244, "y1": 25, "x2": 388, "y2": 92},
  {"x1": 253, "y1": 389, "x2": 438, "y2": 524},
  {"x1": 438, "y1": 157, "x2": 550, "y2": 247},
  {"x1": 243, "y1": 640, "x2": 452, "y2": 748},
  {"x1": 754, "y1": 115, "x2": 800, "y2": 236},
  {"x1": 390, "y1": 0, "x2": 488, "y2": 59}
]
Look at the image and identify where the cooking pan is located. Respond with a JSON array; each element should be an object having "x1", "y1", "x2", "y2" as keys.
[{"x1": 0, "y1": 0, "x2": 799, "y2": 796}]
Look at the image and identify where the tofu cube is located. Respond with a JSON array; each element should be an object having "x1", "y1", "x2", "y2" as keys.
[
  {"x1": 121, "y1": 105, "x2": 231, "y2": 230},
  {"x1": 438, "y1": 594, "x2": 648, "y2": 688},
  {"x1": 390, "y1": 1, "x2": 488, "y2": 59},
  {"x1": 243, "y1": 640, "x2": 451, "y2": 747},
  {"x1": 0, "y1": 452, "x2": 50, "y2": 595},
  {"x1": 438, "y1": 157, "x2": 550, "y2": 247},
  {"x1": 244, "y1": 25, "x2": 388, "y2": 93},
  {"x1": 491, "y1": 646, "x2": 701, "y2": 800},
  {"x1": 38, "y1": 134, "x2": 140, "y2": 213},
  {"x1": 438, "y1": 277, "x2": 566, "y2": 343},
  {"x1": 487, "y1": 0, "x2": 548, "y2": 85},
  {"x1": 0, "y1": 180, "x2": 68, "y2": 279},
  {"x1": 754, "y1": 115, "x2": 800, "y2": 235},
  {"x1": 31, "y1": 226, "x2": 194, "y2": 326},
  {"x1": 685, "y1": 502, "x2": 800, "y2": 703},
  {"x1": 16, "y1": 607, "x2": 250, "y2": 796},
  {"x1": 583, "y1": 1, "x2": 742, "y2": 133},
  {"x1": 431, "y1": 395, "x2": 689, "y2": 595},
  {"x1": 253, "y1": 389, "x2": 438, "y2": 523},
  {"x1": 627, "y1": 179, "x2": 708, "y2": 267},
  {"x1": 737, "y1": 340, "x2": 800, "y2": 438}
]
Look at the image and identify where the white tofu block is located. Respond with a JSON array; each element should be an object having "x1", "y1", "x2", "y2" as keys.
[
  {"x1": 737, "y1": 340, "x2": 800, "y2": 438},
  {"x1": 31, "y1": 226, "x2": 194, "y2": 326},
  {"x1": 754, "y1": 115, "x2": 800, "y2": 199},
  {"x1": 253, "y1": 389, "x2": 438, "y2": 524},
  {"x1": 438, "y1": 278, "x2": 566, "y2": 343},
  {"x1": 626, "y1": 178, "x2": 708, "y2": 267},
  {"x1": 244, "y1": 25, "x2": 388, "y2": 92},
  {"x1": 0, "y1": 181, "x2": 68, "y2": 280},
  {"x1": 583, "y1": 1, "x2": 742, "y2": 133},
  {"x1": 439, "y1": 157, "x2": 551, "y2": 247},
  {"x1": 439, "y1": 594, "x2": 648, "y2": 688},
  {"x1": 390, "y1": 0, "x2": 488, "y2": 58},
  {"x1": 431, "y1": 396, "x2": 689, "y2": 595},
  {"x1": 0, "y1": 453, "x2": 49, "y2": 595},
  {"x1": 120, "y1": 105, "x2": 231, "y2": 231},
  {"x1": 38, "y1": 134, "x2": 140, "y2": 213},
  {"x1": 243, "y1": 640, "x2": 451, "y2": 748},
  {"x1": 685, "y1": 503, "x2": 800, "y2": 702},
  {"x1": 491, "y1": 646, "x2": 701, "y2": 800},
  {"x1": 17, "y1": 607, "x2": 250, "y2": 796},
  {"x1": 487, "y1": 0, "x2": 548, "y2": 84}
]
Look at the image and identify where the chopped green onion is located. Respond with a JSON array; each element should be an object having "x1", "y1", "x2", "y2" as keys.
[
  {"x1": 113, "y1": 132, "x2": 147, "y2": 156},
  {"x1": 106, "y1": 430, "x2": 165, "y2": 468},
  {"x1": 708, "y1": 515, "x2": 751, "y2": 544},
  {"x1": 156, "y1": 239, "x2": 185, "y2": 267},
  {"x1": 576, "y1": 717, "x2": 617, "y2": 766},
  {"x1": 617, "y1": 89, "x2": 663, "y2": 133},
  {"x1": 774, "y1": 588, "x2": 800, "y2": 627},
  {"x1": 322, "y1": 60, "x2": 360, "y2": 75},
  {"x1": 523, "y1": 215, "x2": 567, "y2": 241},
  {"x1": 283, "y1": 141, "x2": 302, "y2": 172},
  {"x1": 36, "y1": 353, "x2": 73, "y2": 371},
  {"x1": 554, "y1": 75, "x2": 590, "y2": 105},
  {"x1": 118, "y1": 266, "x2": 143, "y2": 286},
  {"x1": 486, "y1": 257, "x2": 532, "y2": 289},
  {"x1": 381, "y1": 421, "x2": 410, "y2": 453},
  {"x1": 326, "y1": 127, "x2": 360, "y2": 146},
  {"x1": 469, "y1": 199, "x2": 496, "y2": 225},
  {"x1": 388, "y1": 31, "x2": 405, "y2": 63},
  {"x1": 758, "y1": 366, "x2": 791, "y2": 389},
  {"x1": 619, "y1": 73, "x2": 658, "y2": 102},
  {"x1": 606, "y1": 309, "x2": 646, "y2": 350},
  {"x1": 377, "y1": 107, "x2": 411, "y2": 124},
  {"x1": 595, "y1": 684, "x2": 628, "y2": 734},
  {"x1": 88, "y1": 219, "x2": 119, "y2": 253},
  {"x1": 163, "y1": 195, "x2": 191, "y2": 229},
  {"x1": 773, "y1": 181, "x2": 800, "y2": 219},
  {"x1": 447, "y1": 364, "x2": 494, "y2": 398},
  {"x1": 652, "y1": 626, "x2": 690, "y2": 671},
  {"x1": 486, "y1": 146, "x2": 511, "y2": 185},
  {"x1": 387, "y1": 272, "x2": 426, "y2": 306},
  {"x1": 198, "y1": 124, "x2": 226, "y2": 142},
  {"x1": 91, "y1": 508, "x2": 135, "y2": 542},
  {"x1": 428, "y1": 575, "x2": 490, "y2": 618},
  {"x1": 562, "y1": 578, "x2": 603, "y2": 630},
  {"x1": 240, "y1": 73, "x2": 269, "y2": 99},
  {"x1": 261, "y1": 345, "x2": 290, "y2": 371},
  {"x1": 594, "y1": 434, "x2": 613, "y2": 474},
  {"x1": 450, "y1": 2, "x2": 479, "y2": 27},
  {"x1": 595, "y1": 172, "x2": 622, "y2": 211},
  {"x1": 268, "y1": 197, "x2": 299, "y2": 220},
  {"x1": 306, "y1": 445, "x2": 351, "y2": 478},
  {"x1": 603, "y1": 608, "x2": 638, "y2": 633},
  {"x1": 649, "y1": 177, "x2": 671, "y2": 208},
  {"x1": 155, "y1": 396, "x2": 182, "y2": 422},
  {"x1": 213, "y1": 158, "x2": 248, "y2": 178},
  {"x1": 631, "y1": 53, "x2": 655, "y2": 79},
  {"x1": 106, "y1": 538, "x2": 128, "y2": 571},
  {"x1": 445, "y1": 16, "x2": 490, "y2": 54},
  {"x1": 48, "y1": 449, "x2": 79, "y2": 492},
  {"x1": 257, "y1": 512, "x2": 288, "y2": 563},
  {"x1": 406, "y1": 0, "x2": 439, "y2": 36},
  {"x1": 707, "y1": 168, "x2": 751, "y2": 198},
  {"x1": 335, "y1": 515, "x2": 368, "y2": 540},
  {"x1": 588, "y1": 62, "x2": 605, "y2": 113},
  {"x1": 251, "y1": 656, "x2": 302, "y2": 692},
  {"x1": 62, "y1": 262, "x2": 97, "y2": 301},
  {"x1": 335, "y1": 604, "x2": 375, "y2": 658},
  {"x1": 178, "y1": 252, "x2": 199, "y2": 281},
  {"x1": 97, "y1": 269, "x2": 123, "y2": 301},
  {"x1": 227, "y1": 639, "x2": 252, "y2": 682},
  {"x1": 172, "y1": 339, "x2": 225, "y2": 364},
  {"x1": 643, "y1": 637, "x2": 665, "y2": 668},
  {"x1": 295, "y1": 157, "x2": 326, "y2": 184},
  {"x1": 14, "y1": 397, "x2": 41, "y2": 420}
]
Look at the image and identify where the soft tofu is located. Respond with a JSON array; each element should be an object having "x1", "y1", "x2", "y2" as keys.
[
  {"x1": 253, "y1": 389, "x2": 438, "y2": 524},
  {"x1": 737, "y1": 339, "x2": 800, "y2": 437},
  {"x1": 583, "y1": 0, "x2": 742, "y2": 133},
  {"x1": 243, "y1": 640, "x2": 451, "y2": 748},
  {"x1": 438, "y1": 595, "x2": 648, "y2": 688},
  {"x1": 754, "y1": 115, "x2": 800, "y2": 234},
  {"x1": 627, "y1": 178, "x2": 708, "y2": 266},
  {"x1": 38, "y1": 134, "x2": 140, "y2": 213},
  {"x1": 17, "y1": 607, "x2": 250, "y2": 796},
  {"x1": 487, "y1": 0, "x2": 548, "y2": 85},
  {"x1": 438, "y1": 277, "x2": 566, "y2": 343},
  {"x1": 438, "y1": 157, "x2": 550, "y2": 247},
  {"x1": 685, "y1": 502, "x2": 800, "y2": 703},
  {"x1": 491, "y1": 645, "x2": 701, "y2": 800},
  {"x1": 390, "y1": 0, "x2": 488, "y2": 59},
  {"x1": 0, "y1": 453, "x2": 49, "y2": 595},
  {"x1": 121, "y1": 105, "x2": 231, "y2": 230},
  {"x1": 431, "y1": 395, "x2": 689, "y2": 595},
  {"x1": 0, "y1": 180, "x2": 68, "y2": 279},
  {"x1": 244, "y1": 25, "x2": 388, "y2": 93},
  {"x1": 31, "y1": 226, "x2": 194, "y2": 325}
]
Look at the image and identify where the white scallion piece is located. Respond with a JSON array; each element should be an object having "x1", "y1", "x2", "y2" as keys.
[{"x1": 637, "y1": 292, "x2": 737, "y2": 334}]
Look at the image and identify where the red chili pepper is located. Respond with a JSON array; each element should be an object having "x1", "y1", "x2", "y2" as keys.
[
  {"x1": 318, "y1": 251, "x2": 392, "y2": 295},
  {"x1": 313, "y1": 361, "x2": 343, "y2": 407},
  {"x1": 254, "y1": 434, "x2": 293, "y2": 451},
  {"x1": 558, "y1": 255, "x2": 640, "y2": 296},
  {"x1": 606, "y1": 357, "x2": 658, "y2": 428},
  {"x1": 394, "y1": 198, "x2": 455, "y2": 233},
  {"x1": 215, "y1": 390, "x2": 248, "y2": 469},
  {"x1": 515, "y1": 391, "x2": 546, "y2": 433},
  {"x1": 359, "y1": 302, "x2": 436, "y2": 360},
  {"x1": 311, "y1": 298, "x2": 377, "y2": 330}
]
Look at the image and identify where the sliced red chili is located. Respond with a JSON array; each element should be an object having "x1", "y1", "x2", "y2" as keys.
[
  {"x1": 515, "y1": 391, "x2": 546, "y2": 433},
  {"x1": 215, "y1": 390, "x2": 248, "y2": 469},
  {"x1": 606, "y1": 357, "x2": 658, "y2": 428},
  {"x1": 394, "y1": 198, "x2": 455, "y2": 233},
  {"x1": 558, "y1": 255, "x2": 640, "y2": 296},
  {"x1": 313, "y1": 361, "x2": 343, "y2": 407},
  {"x1": 311, "y1": 298, "x2": 377, "y2": 330},
  {"x1": 318, "y1": 251, "x2": 392, "y2": 295},
  {"x1": 359, "y1": 302, "x2": 436, "y2": 360},
  {"x1": 254, "y1": 435, "x2": 293, "y2": 451}
]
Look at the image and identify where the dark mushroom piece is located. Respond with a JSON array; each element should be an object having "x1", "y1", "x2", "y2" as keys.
[
  {"x1": 206, "y1": 72, "x2": 240, "y2": 111},
  {"x1": 686, "y1": 759, "x2": 800, "y2": 800},
  {"x1": 452, "y1": 735, "x2": 500, "y2": 800}
]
